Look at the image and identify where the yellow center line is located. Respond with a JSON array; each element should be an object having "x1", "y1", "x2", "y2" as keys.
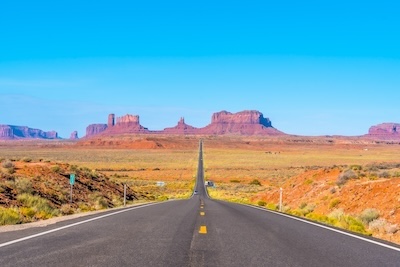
[
  {"x1": 200, "y1": 211, "x2": 205, "y2": 216},
  {"x1": 199, "y1": 226, "x2": 207, "y2": 234}
]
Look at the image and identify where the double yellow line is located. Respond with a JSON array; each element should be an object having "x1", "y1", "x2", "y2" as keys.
[{"x1": 199, "y1": 200, "x2": 207, "y2": 234}]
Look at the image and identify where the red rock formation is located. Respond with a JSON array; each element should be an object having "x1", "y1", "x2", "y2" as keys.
[
  {"x1": 83, "y1": 111, "x2": 285, "y2": 138},
  {"x1": 199, "y1": 110, "x2": 283, "y2": 135},
  {"x1": 70, "y1": 131, "x2": 79, "y2": 140},
  {"x1": 163, "y1": 117, "x2": 198, "y2": 134},
  {"x1": 108, "y1": 114, "x2": 115, "y2": 128},
  {"x1": 0, "y1": 125, "x2": 58, "y2": 139},
  {"x1": 105, "y1": 114, "x2": 149, "y2": 134},
  {"x1": 367, "y1": 123, "x2": 400, "y2": 139},
  {"x1": 86, "y1": 124, "x2": 108, "y2": 137}
]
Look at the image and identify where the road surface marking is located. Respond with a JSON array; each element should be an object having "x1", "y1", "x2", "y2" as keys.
[
  {"x1": 200, "y1": 206, "x2": 204, "y2": 209},
  {"x1": 200, "y1": 212, "x2": 205, "y2": 216},
  {"x1": 0, "y1": 202, "x2": 163, "y2": 248},
  {"x1": 199, "y1": 226, "x2": 207, "y2": 234},
  {"x1": 244, "y1": 204, "x2": 400, "y2": 252}
]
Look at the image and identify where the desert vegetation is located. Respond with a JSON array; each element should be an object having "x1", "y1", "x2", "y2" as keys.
[{"x1": 1, "y1": 136, "x2": 400, "y2": 245}]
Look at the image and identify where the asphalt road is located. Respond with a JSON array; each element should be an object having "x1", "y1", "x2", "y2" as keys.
[{"x1": 1, "y1": 140, "x2": 399, "y2": 266}]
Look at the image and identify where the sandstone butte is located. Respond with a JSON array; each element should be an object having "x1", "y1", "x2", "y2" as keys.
[{"x1": 1, "y1": 110, "x2": 400, "y2": 140}]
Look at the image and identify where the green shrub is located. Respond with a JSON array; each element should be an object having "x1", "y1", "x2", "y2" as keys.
[
  {"x1": 88, "y1": 193, "x2": 109, "y2": 210},
  {"x1": 329, "y1": 199, "x2": 341, "y2": 209},
  {"x1": 249, "y1": 179, "x2": 261, "y2": 186},
  {"x1": 257, "y1": 200, "x2": 266, "y2": 206},
  {"x1": 360, "y1": 208, "x2": 380, "y2": 224},
  {"x1": 378, "y1": 171, "x2": 391, "y2": 178},
  {"x1": 2, "y1": 160, "x2": 15, "y2": 169},
  {"x1": 266, "y1": 203, "x2": 278, "y2": 210},
  {"x1": 60, "y1": 204, "x2": 74, "y2": 215},
  {"x1": 337, "y1": 169, "x2": 358, "y2": 185},
  {"x1": 51, "y1": 165, "x2": 62, "y2": 173},
  {"x1": 14, "y1": 178, "x2": 33, "y2": 194},
  {"x1": 22, "y1": 157, "x2": 32, "y2": 163},
  {"x1": 17, "y1": 193, "x2": 59, "y2": 219},
  {"x1": 0, "y1": 208, "x2": 21, "y2": 225}
]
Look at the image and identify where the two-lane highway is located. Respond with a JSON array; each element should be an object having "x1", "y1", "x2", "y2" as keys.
[{"x1": 1, "y1": 140, "x2": 399, "y2": 266}]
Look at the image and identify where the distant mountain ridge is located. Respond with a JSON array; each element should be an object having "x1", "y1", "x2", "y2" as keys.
[
  {"x1": 84, "y1": 110, "x2": 284, "y2": 137},
  {"x1": 0, "y1": 125, "x2": 58, "y2": 140},
  {"x1": 2, "y1": 111, "x2": 400, "y2": 140}
]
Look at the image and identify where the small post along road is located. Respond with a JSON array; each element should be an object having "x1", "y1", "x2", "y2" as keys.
[{"x1": 0, "y1": 140, "x2": 399, "y2": 266}]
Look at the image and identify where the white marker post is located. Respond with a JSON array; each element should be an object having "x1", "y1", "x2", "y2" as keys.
[
  {"x1": 279, "y1": 188, "x2": 283, "y2": 212},
  {"x1": 124, "y1": 183, "x2": 127, "y2": 207},
  {"x1": 70, "y1": 174, "x2": 75, "y2": 203}
]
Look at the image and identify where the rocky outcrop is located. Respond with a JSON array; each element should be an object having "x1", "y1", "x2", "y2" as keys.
[
  {"x1": 163, "y1": 117, "x2": 198, "y2": 134},
  {"x1": 211, "y1": 110, "x2": 272, "y2": 126},
  {"x1": 70, "y1": 131, "x2": 79, "y2": 140},
  {"x1": 0, "y1": 125, "x2": 58, "y2": 140},
  {"x1": 83, "y1": 110, "x2": 285, "y2": 138},
  {"x1": 199, "y1": 110, "x2": 283, "y2": 135},
  {"x1": 86, "y1": 124, "x2": 108, "y2": 137},
  {"x1": 367, "y1": 123, "x2": 400, "y2": 139}
]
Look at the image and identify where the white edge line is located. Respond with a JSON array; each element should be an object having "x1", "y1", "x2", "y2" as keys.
[
  {"x1": 0, "y1": 202, "x2": 163, "y2": 248},
  {"x1": 242, "y1": 203, "x2": 400, "y2": 252}
]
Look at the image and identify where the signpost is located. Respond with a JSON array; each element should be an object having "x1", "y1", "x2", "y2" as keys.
[
  {"x1": 279, "y1": 188, "x2": 283, "y2": 212},
  {"x1": 70, "y1": 174, "x2": 75, "y2": 203}
]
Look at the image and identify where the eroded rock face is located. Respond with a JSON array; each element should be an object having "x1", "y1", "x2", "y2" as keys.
[
  {"x1": 211, "y1": 110, "x2": 272, "y2": 127},
  {"x1": 368, "y1": 123, "x2": 400, "y2": 137},
  {"x1": 200, "y1": 110, "x2": 282, "y2": 135},
  {"x1": 0, "y1": 125, "x2": 13, "y2": 139},
  {"x1": 70, "y1": 131, "x2": 79, "y2": 140},
  {"x1": 115, "y1": 114, "x2": 140, "y2": 126},
  {"x1": 0, "y1": 125, "x2": 58, "y2": 139},
  {"x1": 86, "y1": 124, "x2": 108, "y2": 137},
  {"x1": 84, "y1": 110, "x2": 285, "y2": 138},
  {"x1": 163, "y1": 117, "x2": 198, "y2": 134}
]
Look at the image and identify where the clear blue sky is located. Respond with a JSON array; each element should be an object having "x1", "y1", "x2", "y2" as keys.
[{"x1": 1, "y1": 1, "x2": 399, "y2": 138}]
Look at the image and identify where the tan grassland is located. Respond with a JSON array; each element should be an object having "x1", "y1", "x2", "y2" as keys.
[{"x1": 1, "y1": 135, "x2": 400, "y2": 244}]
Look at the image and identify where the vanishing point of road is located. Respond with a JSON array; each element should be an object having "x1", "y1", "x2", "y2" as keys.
[{"x1": 1, "y1": 140, "x2": 399, "y2": 266}]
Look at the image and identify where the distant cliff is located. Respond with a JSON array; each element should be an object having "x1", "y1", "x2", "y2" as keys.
[
  {"x1": 366, "y1": 123, "x2": 400, "y2": 139},
  {"x1": 0, "y1": 125, "x2": 58, "y2": 140}
]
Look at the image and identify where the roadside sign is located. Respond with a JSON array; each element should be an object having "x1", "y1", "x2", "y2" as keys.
[{"x1": 70, "y1": 174, "x2": 75, "y2": 185}]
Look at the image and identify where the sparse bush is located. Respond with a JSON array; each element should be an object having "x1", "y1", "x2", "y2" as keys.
[
  {"x1": 378, "y1": 171, "x2": 391, "y2": 179},
  {"x1": 230, "y1": 179, "x2": 241, "y2": 183},
  {"x1": 329, "y1": 199, "x2": 341, "y2": 209},
  {"x1": 257, "y1": 200, "x2": 266, "y2": 206},
  {"x1": 2, "y1": 160, "x2": 15, "y2": 169},
  {"x1": 14, "y1": 178, "x2": 33, "y2": 194},
  {"x1": 17, "y1": 193, "x2": 59, "y2": 219},
  {"x1": 88, "y1": 193, "x2": 109, "y2": 210},
  {"x1": 249, "y1": 179, "x2": 261, "y2": 186},
  {"x1": 266, "y1": 203, "x2": 278, "y2": 210},
  {"x1": 360, "y1": 208, "x2": 380, "y2": 224},
  {"x1": 337, "y1": 169, "x2": 358, "y2": 185},
  {"x1": 329, "y1": 208, "x2": 345, "y2": 220},
  {"x1": 60, "y1": 204, "x2": 74, "y2": 215},
  {"x1": 51, "y1": 165, "x2": 62, "y2": 173},
  {"x1": 369, "y1": 218, "x2": 399, "y2": 234},
  {"x1": 22, "y1": 157, "x2": 32, "y2": 163},
  {"x1": 350, "y1": 165, "x2": 362, "y2": 171},
  {"x1": 0, "y1": 208, "x2": 21, "y2": 225}
]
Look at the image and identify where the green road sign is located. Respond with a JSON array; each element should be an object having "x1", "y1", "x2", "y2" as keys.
[{"x1": 70, "y1": 174, "x2": 75, "y2": 185}]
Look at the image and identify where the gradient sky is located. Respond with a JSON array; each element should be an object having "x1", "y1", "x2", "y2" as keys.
[{"x1": 1, "y1": 1, "x2": 399, "y2": 138}]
